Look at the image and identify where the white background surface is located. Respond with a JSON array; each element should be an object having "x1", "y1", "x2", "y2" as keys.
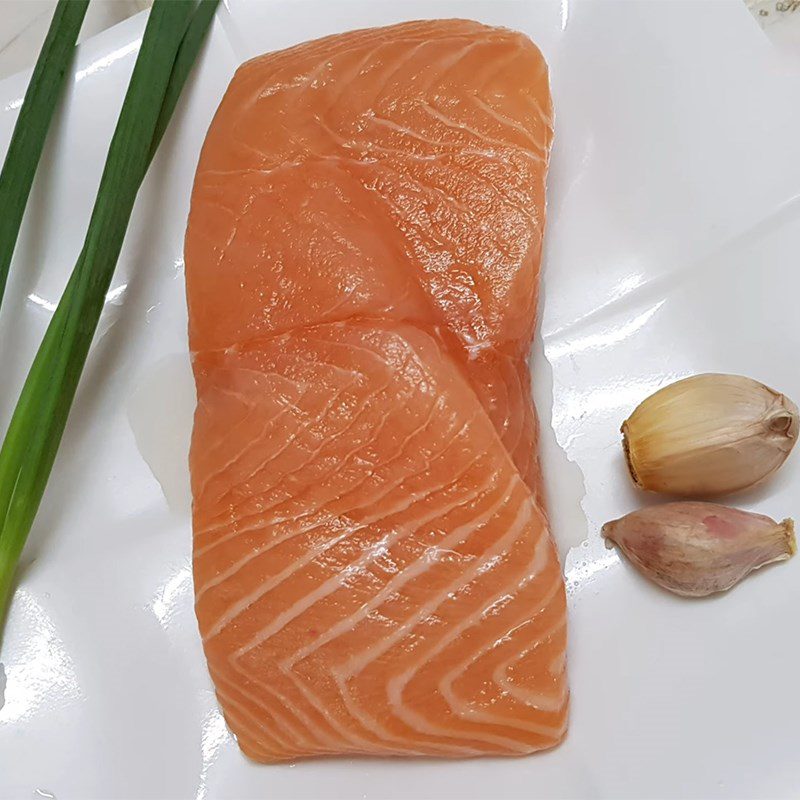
[{"x1": 1, "y1": 1, "x2": 800, "y2": 798}]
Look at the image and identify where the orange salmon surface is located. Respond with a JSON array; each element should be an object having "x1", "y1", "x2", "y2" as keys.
[{"x1": 185, "y1": 19, "x2": 567, "y2": 761}]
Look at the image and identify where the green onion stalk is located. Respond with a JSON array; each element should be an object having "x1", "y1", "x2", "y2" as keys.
[
  {"x1": 0, "y1": 0, "x2": 89, "y2": 310},
  {"x1": 0, "y1": 0, "x2": 219, "y2": 631}
]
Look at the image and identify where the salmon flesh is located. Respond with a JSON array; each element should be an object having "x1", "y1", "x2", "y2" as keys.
[{"x1": 185, "y1": 19, "x2": 568, "y2": 761}]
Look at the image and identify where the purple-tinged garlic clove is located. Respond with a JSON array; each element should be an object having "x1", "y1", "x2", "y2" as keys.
[{"x1": 602, "y1": 502, "x2": 795, "y2": 597}]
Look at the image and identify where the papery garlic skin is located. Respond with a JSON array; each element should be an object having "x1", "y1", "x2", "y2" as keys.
[
  {"x1": 622, "y1": 374, "x2": 799, "y2": 496},
  {"x1": 602, "y1": 502, "x2": 795, "y2": 597}
]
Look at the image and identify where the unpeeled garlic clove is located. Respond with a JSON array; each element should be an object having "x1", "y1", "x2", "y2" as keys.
[
  {"x1": 602, "y1": 502, "x2": 795, "y2": 597},
  {"x1": 622, "y1": 373, "x2": 798, "y2": 496}
]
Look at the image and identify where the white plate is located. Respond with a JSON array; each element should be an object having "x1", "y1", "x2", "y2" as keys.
[{"x1": 2, "y1": 2, "x2": 800, "y2": 798}]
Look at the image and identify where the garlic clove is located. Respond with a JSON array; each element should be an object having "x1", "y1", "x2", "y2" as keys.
[
  {"x1": 622, "y1": 373, "x2": 799, "y2": 496},
  {"x1": 602, "y1": 502, "x2": 795, "y2": 597}
]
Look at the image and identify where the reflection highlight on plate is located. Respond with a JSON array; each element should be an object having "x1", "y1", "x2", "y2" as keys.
[
  {"x1": 75, "y1": 40, "x2": 141, "y2": 82},
  {"x1": 151, "y1": 563, "x2": 193, "y2": 630},
  {"x1": 27, "y1": 293, "x2": 57, "y2": 313},
  {"x1": 565, "y1": 549, "x2": 619, "y2": 596},
  {"x1": 0, "y1": 590, "x2": 82, "y2": 724},
  {"x1": 196, "y1": 708, "x2": 233, "y2": 800},
  {"x1": 27, "y1": 283, "x2": 128, "y2": 315},
  {"x1": 560, "y1": 0, "x2": 570, "y2": 30}
]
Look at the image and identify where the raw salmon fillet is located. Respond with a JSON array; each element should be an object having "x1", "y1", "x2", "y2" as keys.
[{"x1": 185, "y1": 19, "x2": 567, "y2": 761}]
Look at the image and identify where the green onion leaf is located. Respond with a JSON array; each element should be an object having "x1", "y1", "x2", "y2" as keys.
[
  {"x1": 150, "y1": 0, "x2": 220, "y2": 164},
  {"x1": 0, "y1": 0, "x2": 89, "y2": 311},
  {"x1": 0, "y1": 0, "x2": 218, "y2": 628}
]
